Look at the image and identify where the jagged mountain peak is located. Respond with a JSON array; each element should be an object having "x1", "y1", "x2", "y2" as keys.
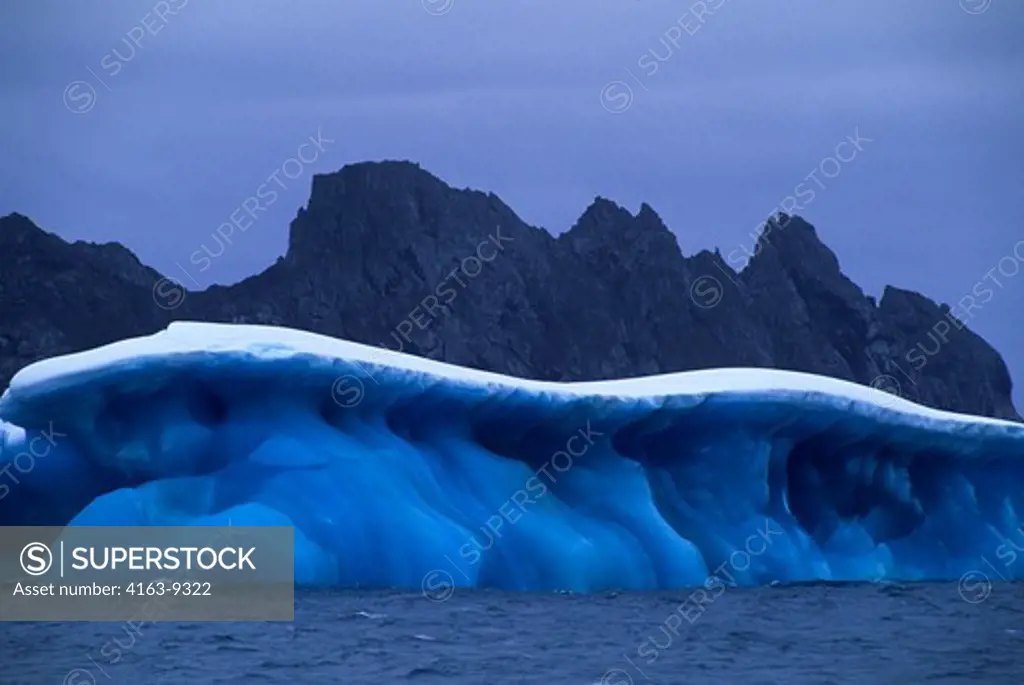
[
  {"x1": 302, "y1": 160, "x2": 526, "y2": 227},
  {"x1": 1, "y1": 212, "x2": 37, "y2": 229},
  {"x1": 291, "y1": 161, "x2": 530, "y2": 267},
  {"x1": 562, "y1": 197, "x2": 681, "y2": 260},
  {"x1": 568, "y1": 197, "x2": 670, "y2": 233},
  {"x1": 0, "y1": 214, "x2": 158, "y2": 286},
  {"x1": 748, "y1": 214, "x2": 828, "y2": 261},
  {"x1": 572, "y1": 196, "x2": 634, "y2": 227},
  {"x1": 634, "y1": 202, "x2": 672, "y2": 233},
  {"x1": 744, "y1": 214, "x2": 856, "y2": 294},
  {"x1": 307, "y1": 160, "x2": 447, "y2": 207},
  {"x1": 1, "y1": 212, "x2": 61, "y2": 246}
]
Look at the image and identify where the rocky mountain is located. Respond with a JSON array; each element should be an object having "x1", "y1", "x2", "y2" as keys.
[{"x1": 1, "y1": 160, "x2": 1019, "y2": 421}]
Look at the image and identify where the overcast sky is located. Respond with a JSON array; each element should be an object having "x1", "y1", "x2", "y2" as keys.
[{"x1": 1, "y1": 0, "x2": 1021, "y2": 408}]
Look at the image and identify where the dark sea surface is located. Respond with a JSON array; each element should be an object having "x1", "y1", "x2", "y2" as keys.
[{"x1": 4, "y1": 582, "x2": 1023, "y2": 684}]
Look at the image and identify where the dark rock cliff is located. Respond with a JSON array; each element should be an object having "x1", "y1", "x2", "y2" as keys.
[{"x1": 1, "y1": 161, "x2": 1019, "y2": 421}]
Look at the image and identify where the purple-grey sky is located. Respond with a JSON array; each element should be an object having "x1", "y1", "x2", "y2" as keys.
[{"x1": 1, "y1": 0, "x2": 1021, "y2": 408}]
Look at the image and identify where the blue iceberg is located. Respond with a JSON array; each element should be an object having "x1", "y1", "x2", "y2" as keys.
[{"x1": 1, "y1": 322, "x2": 1022, "y2": 591}]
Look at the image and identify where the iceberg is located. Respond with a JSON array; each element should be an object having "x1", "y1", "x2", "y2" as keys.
[{"x1": 1, "y1": 322, "x2": 1022, "y2": 590}]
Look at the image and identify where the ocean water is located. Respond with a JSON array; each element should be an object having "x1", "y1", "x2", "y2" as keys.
[{"x1": 4, "y1": 582, "x2": 1022, "y2": 684}]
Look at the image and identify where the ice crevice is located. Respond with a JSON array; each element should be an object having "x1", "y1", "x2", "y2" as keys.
[{"x1": 0, "y1": 322, "x2": 1022, "y2": 590}]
